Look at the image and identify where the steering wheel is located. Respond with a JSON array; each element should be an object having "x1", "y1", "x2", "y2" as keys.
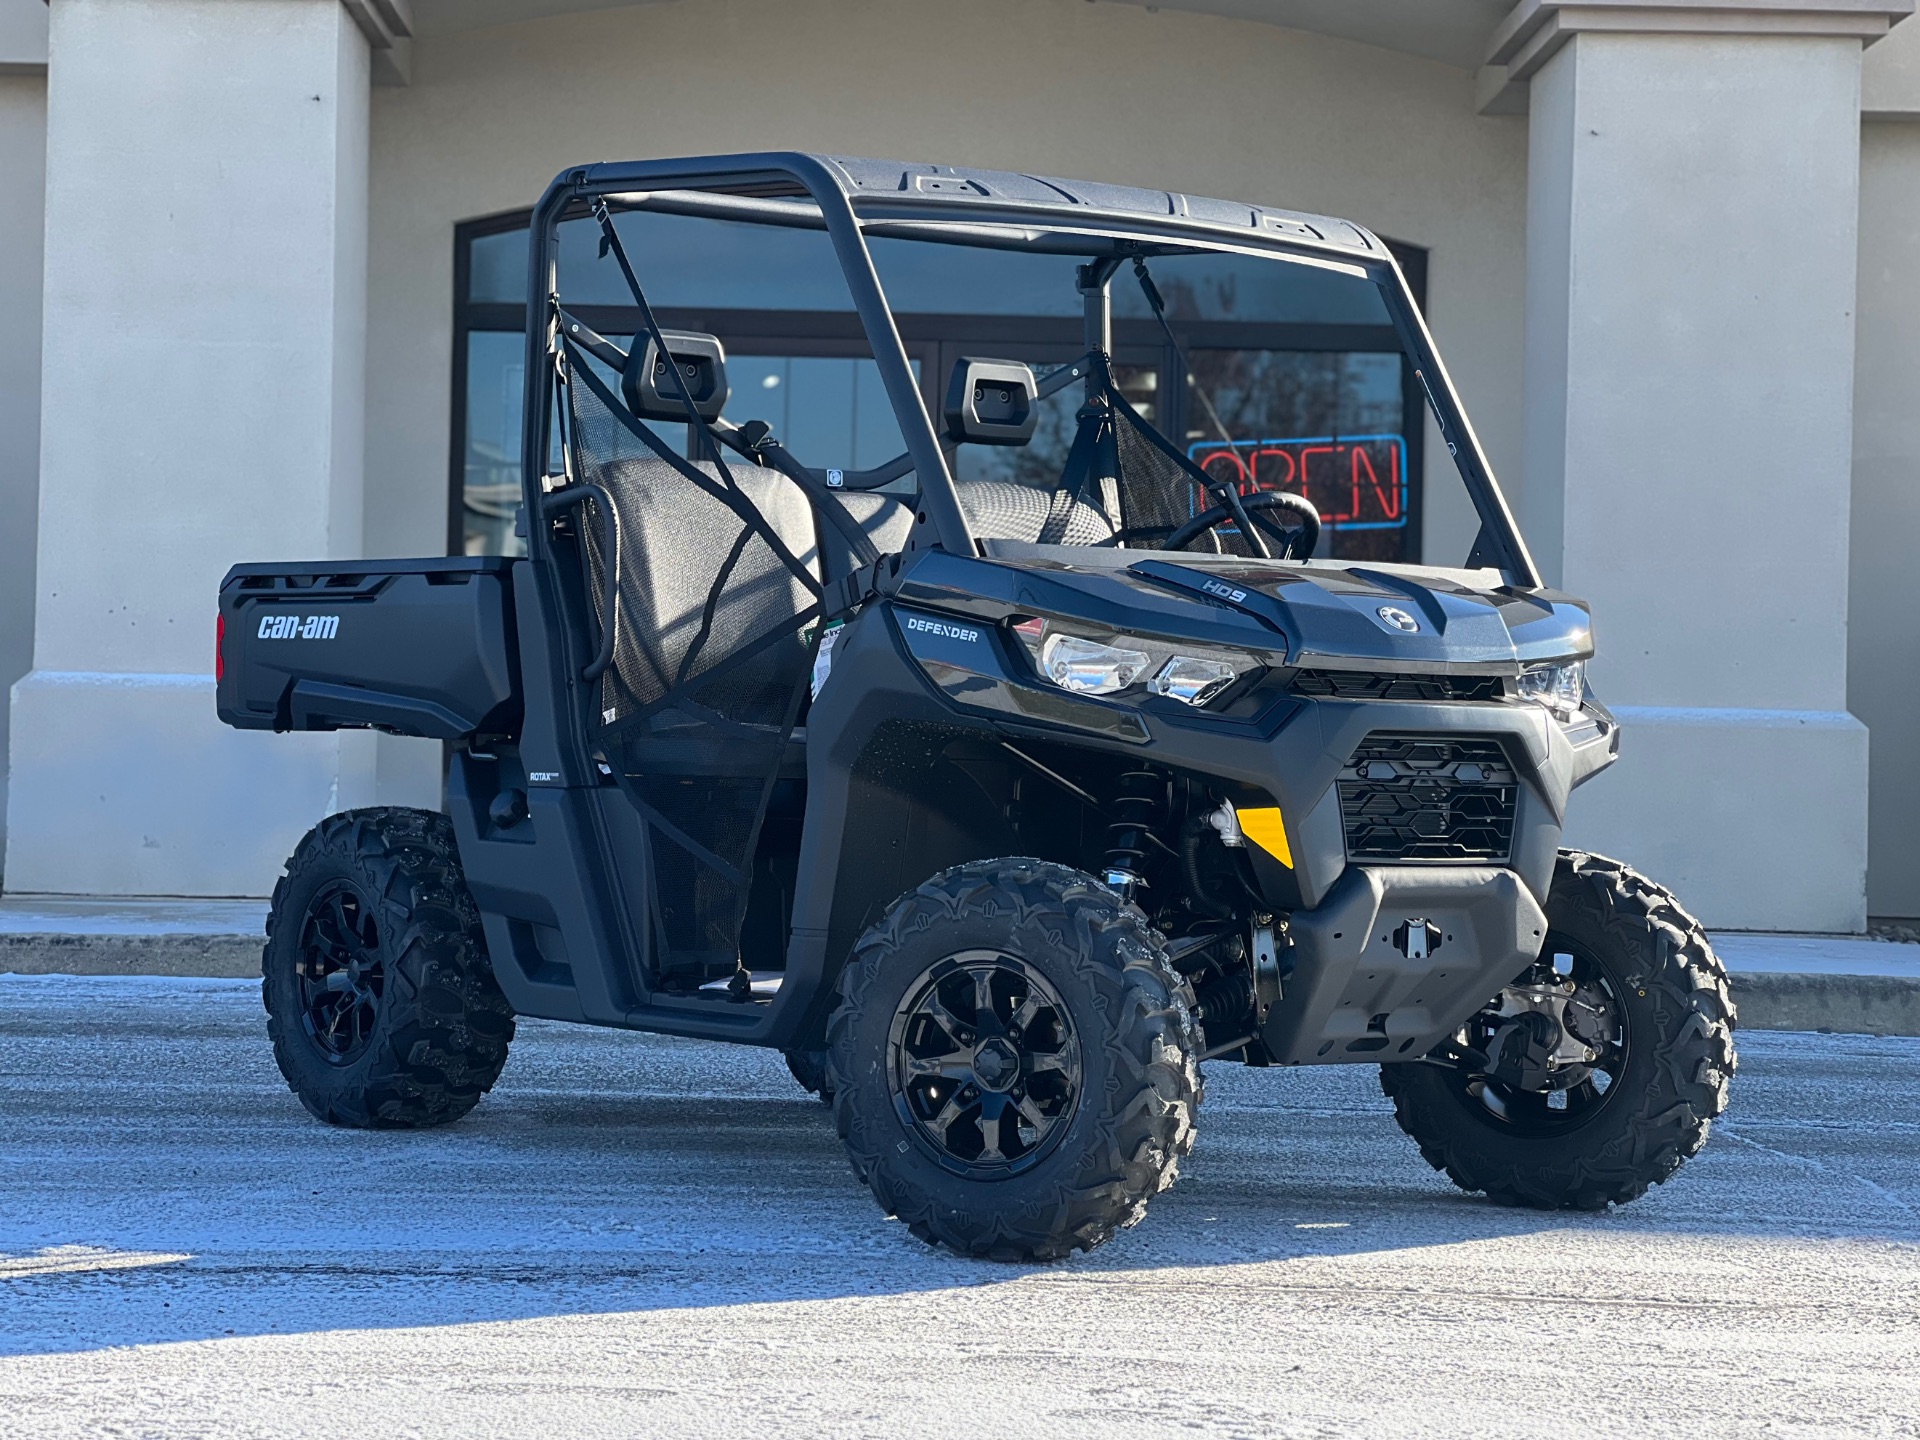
[{"x1": 1163, "y1": 490, "x2": 1322, "y2": 559}]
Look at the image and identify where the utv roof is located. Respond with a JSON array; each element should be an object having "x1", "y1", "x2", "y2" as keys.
[{"x1": 571, "y1": 152, "x2": 1387, "y2": 264}]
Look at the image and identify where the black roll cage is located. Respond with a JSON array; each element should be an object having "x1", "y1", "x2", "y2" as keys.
[{"x1": 517, "y1": 154, "x2": 1539, "y2": 768}]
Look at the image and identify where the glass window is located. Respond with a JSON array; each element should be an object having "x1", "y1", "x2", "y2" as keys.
[
  {"x1": 1113, "y1": 252, "x2": 1395, "y2": 326},
  {"x1": 468, "y1": 227, "x2": 530, "y2": 305},
  {"x1": 1183, "y1": 350, "x2": 1409, "y2": 562},
  {"x1": 557, "y1": 213, "x2": 858, "y2": 311},
  {"x1": 729, "y1": 355, "x2": 918, "y2": 469},
  {"x1": 452, "y1": 211, "x2": 1430, "y2": 562},
  {"x1": 956, "y1": 363, "x2": 1158, "y2": 492},
  {"x1": 462, "y1": 331, "x2": 528, "y2": 557},
  {"x1": 870, "y1": 241, "x2": 1083, "y2": 317}
]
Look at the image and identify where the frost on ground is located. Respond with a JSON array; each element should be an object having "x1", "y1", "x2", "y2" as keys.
[{"x1": 1, "y1": 973, "x2": 1917, "y2": 1439}]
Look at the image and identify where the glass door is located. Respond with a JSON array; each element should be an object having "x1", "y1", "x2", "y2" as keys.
[{"x1": 1180, "y1": 348, "x2": 1417, "y2": 563}]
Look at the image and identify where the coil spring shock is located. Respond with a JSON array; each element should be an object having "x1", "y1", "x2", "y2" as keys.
[{"x1": 1103, "y1": 768, "x2": 1164, "y2": 896}]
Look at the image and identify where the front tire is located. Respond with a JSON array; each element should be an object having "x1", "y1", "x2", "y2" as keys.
[
  {"x1": 827, "y1": 859, "x2": 1203, "y2": 1261},
  {"x1": 264, "y1": 807, "x2": 516, "y2": 1129},
  {"x1": 783, "y1": 1048, "x2": 835, "y2": 1104},
  {"x1": 1381, "y1": 850, "x2": 1736, "y2": 1209}
]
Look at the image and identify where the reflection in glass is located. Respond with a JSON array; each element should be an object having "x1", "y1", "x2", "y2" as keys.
[
  {"x1": 727, "y1": 355, "x2": 914, "y2": 469},
  {"x1": 463, "y1": 331, "x2": 528, "y2": 557}
]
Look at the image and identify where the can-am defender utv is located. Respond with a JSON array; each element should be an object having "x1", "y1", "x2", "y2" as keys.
[{"x1": 217, "y1": 153, "x2": 1735, "y2": 1260}]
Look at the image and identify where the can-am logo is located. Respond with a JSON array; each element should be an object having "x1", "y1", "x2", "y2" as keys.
[
  {"x1": 1201, "y1": 579, "x2": 1248, "y2": 604},
  {"x1": 257, "y1": 614, "x2": 339, "y2": 641},
  {"x1": 904, "y1": 615, "x2": 980, "y2": 643}
]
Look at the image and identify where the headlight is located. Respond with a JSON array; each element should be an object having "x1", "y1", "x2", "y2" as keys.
[
  {"x1": 1040, "y1": 633, "x2": 1150, "y2": 695},
  {"x1": 1517, "y1": 660, "x2": 1585, "y2": 721},
  {"x1": 1014, "y1": 617, "x2": 1263, "y2": 708},
  {"x1": 1148, "y1": 655, "x2": 1239, "y2": 706}
]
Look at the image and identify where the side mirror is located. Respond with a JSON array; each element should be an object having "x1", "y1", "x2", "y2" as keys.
[
  {"x1": 623, "y1": 330, "x2": 729, "y2": 423},
  {"x1": 944, "y1": 358, "x2": 1038, "y2": 446}
]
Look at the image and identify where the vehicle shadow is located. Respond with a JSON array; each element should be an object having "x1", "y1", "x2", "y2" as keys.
[{"x1": 3, "y1": 1003, "x2": 1916, "y2": 1360}]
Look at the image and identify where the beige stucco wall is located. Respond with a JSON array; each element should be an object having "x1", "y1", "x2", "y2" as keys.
[
  {"x1": 1852, "y1": 118, "x2": 1920, "y2": 918},
  {"x1": 363, "y1": 0, "x2": 1529, "y2": 576},
  {"x1": 0, "y1": 73, "x2": 44, "y2": 884}
]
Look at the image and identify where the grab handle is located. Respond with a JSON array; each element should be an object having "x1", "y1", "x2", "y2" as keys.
[{"x1": 541, "y1": 482, "x2": 621, "y2": 684}]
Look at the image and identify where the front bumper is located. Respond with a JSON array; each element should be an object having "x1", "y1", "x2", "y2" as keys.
[{"x1": 1262, "y1": 864, "x2": 1549, "y2": 1065}]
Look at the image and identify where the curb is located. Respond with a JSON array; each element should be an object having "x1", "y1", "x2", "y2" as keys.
[
  {"x1": 1, "y1": 934, "x2": 261, "y2": 980},
  {"x1": 3, "y1": 933, "x2": 1918, "y2": 1038},
  {"x1": 1728, "y1": 971, "x2": 1920, "y2": 1039}
]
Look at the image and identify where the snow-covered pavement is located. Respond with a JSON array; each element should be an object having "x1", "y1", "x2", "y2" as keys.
[{"x1": 2, "y1": 974, "x2": 1917, "y2": 1438}]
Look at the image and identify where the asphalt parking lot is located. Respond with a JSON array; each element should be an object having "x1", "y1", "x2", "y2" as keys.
[{"x1": 2, "y1": 973, "x2": 1917, "y2": 1438}]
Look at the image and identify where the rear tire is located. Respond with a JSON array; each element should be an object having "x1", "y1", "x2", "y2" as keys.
[
  {"x1": 1381, "y1": 850, "x2": 1735, "y2": 1209},
  {"x1": 263, "y1": 807, "x2": 515, "y2": 1129},
  {"x1": 827, "y1": 858, "x2": 1202, "y2": 1261}
]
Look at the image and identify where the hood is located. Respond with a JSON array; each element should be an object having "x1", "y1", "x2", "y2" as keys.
[
  {"x1": 1125, "y1": 556, "x2": 1592, "y2": 671},
  {"x1": 889, "y1": 547, "x2": 1592, "y2": 674}
]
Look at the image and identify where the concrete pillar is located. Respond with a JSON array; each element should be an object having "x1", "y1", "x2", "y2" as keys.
[
  {"x1": 1852, "y1": 117, "x2": 1920, "y2": 918},
  {"x1": 0, "y1": 61, "x2": 45, "y2": 889},
  {"x1": 1493, "y1": 2, "x2": 1908, "y2": 931},
  {"x1": 4, "y1": 0, "x2": 374, "y2": 896}
]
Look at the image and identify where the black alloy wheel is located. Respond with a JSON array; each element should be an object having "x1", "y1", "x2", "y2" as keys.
[
  {"x1": 264, "y1": 807, "x2": 515, "y2": 1129},
  {"x1": 1446, "y1": 937, "x2": 1626, "y2": 1137},
  {"x1": 1380, "y1": 850, "x2": 1735, "y2": 1210},
  {"x1": 889, "y1": 950, "x2": 1083, "y2": 1177},
  {"x1": 295, "y1": 881, "x2": 388, "y2": 1066},
  {"x1": 827, "y1": 858, "x2": 1203, "y2": 1260}
]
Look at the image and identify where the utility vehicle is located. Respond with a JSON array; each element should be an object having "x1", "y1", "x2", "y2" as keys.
[{"x1": 217, "y1": 153, "x2": 1735, "y2": 1260}]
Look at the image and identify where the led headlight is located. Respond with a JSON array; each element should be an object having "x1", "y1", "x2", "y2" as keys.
[
  {"x1": 1148, "y1": 655, "x2": 1239, "y2": 706},
  {"x1": 1040, "y1": 633, "x2": 1150, "y2": 695},
  {"x1": 1014, "y1": 617, "x2": 1262, "y2": 708},
  {"x1": 1517, "y1": 660, "x2": 1585, "y2": 722}
]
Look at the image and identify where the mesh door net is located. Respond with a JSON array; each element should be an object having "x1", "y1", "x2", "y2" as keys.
[
  {"x1": 992, "y1": 358, "x2": 1294, "y2": 557},
  {"x1": 1102, "y1": 367, "x2": 1283, "y2": 557},
  {"x1": 562, "y1": 350, "x2": 824, "y2": 981}
]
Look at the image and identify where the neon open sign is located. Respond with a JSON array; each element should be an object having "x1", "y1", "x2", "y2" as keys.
[{"x1": 1188, "y1": 434, "x2": 1408, "y2": 531}]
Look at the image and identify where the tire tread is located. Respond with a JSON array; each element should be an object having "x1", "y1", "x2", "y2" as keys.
[
  {"x1": 826, "y1": 858, "x2": 1203, "y2": 1261},
  {"x1": 263, "y1": 807, "x2": 515, "y2": 1129},
  {"x1": 1381, "y1": 849, "x2": 1735, "y2": 1210}
]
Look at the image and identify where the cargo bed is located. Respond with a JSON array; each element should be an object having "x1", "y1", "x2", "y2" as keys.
[{"x1": 216, "y1": 557, "x2": 521, "y2": 742}]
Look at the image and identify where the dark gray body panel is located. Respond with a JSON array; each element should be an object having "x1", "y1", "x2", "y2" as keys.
[{"x1": 863, "y1": 546, "x2": 1616, "y2": 1060}]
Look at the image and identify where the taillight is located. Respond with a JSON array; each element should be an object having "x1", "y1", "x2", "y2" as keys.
[{"x1": 215, "y1": 613, "x2": 225, "y2": 682}]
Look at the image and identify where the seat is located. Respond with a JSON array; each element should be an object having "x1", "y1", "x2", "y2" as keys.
[
  {"x1": 590, "y1": 458, "x2": 820, "y2": 763},
  {"x1": 821, "y1": 490, "x2": 916, "y2": 577},
  {"x1": 954, "y1": 472, "x2": 1119, "y2": 546}
]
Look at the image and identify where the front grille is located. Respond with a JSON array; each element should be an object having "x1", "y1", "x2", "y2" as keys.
[
  {"x1": 1337, "y1": 733, "x2": 1517, "y2": 862},
  {"x1": 1291, "y1": 670, "x2": 1507, "y2": 702}
]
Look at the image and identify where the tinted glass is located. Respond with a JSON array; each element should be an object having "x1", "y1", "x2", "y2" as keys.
[
  {"x1": 468, "y1": 227, "x2": 530, "y2": 304},
  {"x1": 729, "y1": 355, "x2": 918, "y2": 469},
  {"x1": 1184, "y1": 350, "x2": 1408, "y2": 562},
  {"x1": 462, "y1": 330, "x2": 528, "y2": 556}
]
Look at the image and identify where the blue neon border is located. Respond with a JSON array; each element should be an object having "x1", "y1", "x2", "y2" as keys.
[{"x1": 1186, "y1": 432, "x2": 1409, "y2": 531}]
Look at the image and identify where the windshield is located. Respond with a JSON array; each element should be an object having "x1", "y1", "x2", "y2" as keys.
[
  {"x1": 865, "y1": 236, "x2": 1473, "y2": 567},
  {"x1": 547, "y1": 192, "x2": 1505, "y2": 573}
]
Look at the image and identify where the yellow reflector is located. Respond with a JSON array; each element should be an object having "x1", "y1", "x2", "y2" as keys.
[{"x1": 1235, "y1": 806, "x2": 1292, "y2": 869}]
